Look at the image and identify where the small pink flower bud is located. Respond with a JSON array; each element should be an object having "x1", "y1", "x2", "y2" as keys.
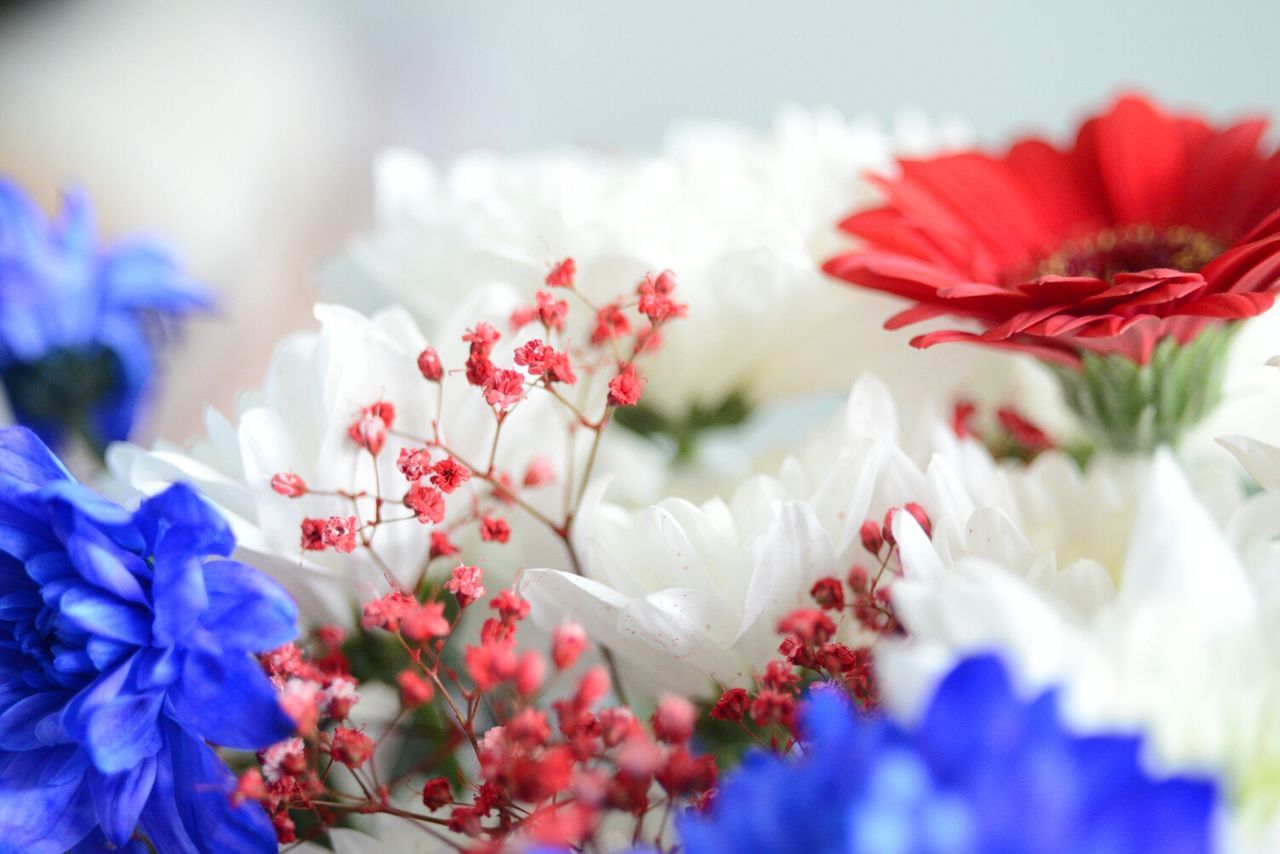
[
  {"x1": 417, "y1": 346, "x2": 443, "y2": 381},
  {"x1": 552, "y1": 623, "x2": 587, "y2": 670},
  {"x1": 271, "y1": 473, "x2": 307, "y2": 497}
]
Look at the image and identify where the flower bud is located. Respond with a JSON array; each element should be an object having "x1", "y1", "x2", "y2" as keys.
[
  {"x1": 270, "y1": 472, "x2": 307, "y2": 497},
  {"x1": 859, "y1": 519, "x2": 883, "y2": 554}
]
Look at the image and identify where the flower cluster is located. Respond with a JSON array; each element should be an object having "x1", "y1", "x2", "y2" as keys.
[
  {"x1": 824, "y1": 95, "x2": 1280, "y2": 452},
  {"x1": 708, "y1": 502, "x2": 921, "y2": 746},
  {"x1": 326, "y1": 108, "x2": 986, "y2": 458},
  {"x1": 237, "y1": 570, "x2": 717, "y2": 850},
  {"x1": 0, "y1": 180, "x2": 209, "y2": 454},
  {"x1": 684, "y1": 655, "x2": 1218, "y2": 854},
  {"x1": 0, "y1": 426, "x2": 297, "y2": 852},
  {"x1": 274, "y1": 260, "x2": 681, "y2": 583},
  {"x1": 824, "y1": 95, "x2": 1280, "y2": 368},
  {"x1": 26, "y1": 93, "x2": 1280, "y2": 853}
]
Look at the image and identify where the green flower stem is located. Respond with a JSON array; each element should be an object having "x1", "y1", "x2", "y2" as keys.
[{"x1": 1051, "y1": 326, "x2": 1235, "y2": 454}]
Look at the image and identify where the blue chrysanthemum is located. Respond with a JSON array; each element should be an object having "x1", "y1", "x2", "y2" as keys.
[
  {"x1": 0, "y1": 426, "x2": 298, "y2": 853},
  {"x1": 679, "y1": 655, "x2": 1219, "y2": 854},
  {"x1": 0, "y1": 180, "x2": 209, "y2": 453}
]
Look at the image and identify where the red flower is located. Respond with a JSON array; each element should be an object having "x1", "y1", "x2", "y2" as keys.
[
  {"x1": 347, "y1": 402, "x2": 395, "y2": 455},
  {"x1": 546, "y1": 257, "x2": 577, "y2": 287},
  {"x1": 484, "y1": 369, "x2": 526, "y2": 411},
  {"x1": 446, "y1": 564, "x2": 486, "y2": 607},
  {"x1": 607, "y1": 364, "x2": 645, "y2": 407},
  {"x1": 824, "y1": 95, "x2": 1280, "y2": 366},
  {"x1": 430, "y1": 457, "x2": 471, "y2": 493},
  {"x1": 404, "y1": 484, "x2": 445, "y2": 524}
]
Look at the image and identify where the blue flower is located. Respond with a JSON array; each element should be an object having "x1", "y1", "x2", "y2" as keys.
[
  {"x1": 0, "y1": 180, "x2": 210, "y2": 452},
  {"x1": 0, "y1": 426, "x2": 298, "y2": 852},
  {"x1": 678, "y1": 655, "x2": 1218, "y2": 854}
]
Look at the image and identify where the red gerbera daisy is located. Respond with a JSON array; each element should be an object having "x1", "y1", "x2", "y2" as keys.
[{"x1": 824, "y1": 94, "x2": 1280, "y2": 368}]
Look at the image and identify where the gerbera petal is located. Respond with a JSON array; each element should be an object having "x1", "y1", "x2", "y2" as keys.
[
  {"x1": 1181, "y1": 118, "x2": 1269, "y2": 233},
  {"x1": 1202, "y1": 231, "x2": 1280, "y2": 295},
  {"x1": 982, "y1": 306, "x2": 1067, "y2": 341},
  {"x1": 1074, "y1": 95, "x2": 1190, "y2": 226},
  {"x1": 898, "y1": 154, "x2": 1058, "y2": 266},
  {"x1": 823, "y1": 251, "x2": 967, "y2": 303},
  {"x1": 839, "y1": 207, "x2": 959, "y2": 267},
  {"x1": 1005, "y1": 139, "x2": 1107, "y2": 234},
  {"x1": 908, "y1": 330, "x2": 1081, "y2": 367},
  {"x1": 884, "y1": 303, "x2": 951, "y2": 331},
  {"x1": 1178, "y1": 291, "x2": 1276, "y2": 319},
  {"x1": 1014, "y1": 276, "x2": 1111, "y2": 302}
]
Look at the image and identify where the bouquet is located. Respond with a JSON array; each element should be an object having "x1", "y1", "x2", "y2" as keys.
[{"x1": 3, "y1": 94, "x2": 1280, "y2": 853}]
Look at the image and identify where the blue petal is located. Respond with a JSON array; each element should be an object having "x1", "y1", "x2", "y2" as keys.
[
  {"x1": 0, "y1": 506, "x2": 59, "y2": 561},
  {"x1": 41, "y1": 480, "x2": 145, "y2": 555},
  {"x1": 151, "y1": 551, "x2": 207, "y2": 646},
  {"x1": 0, "y1": 179, "x2": 47, "y2": 258},
  {"x1": 0, "y1": 692, "x2": 67, "y2": 750},
  {"x1": 82, "y1": 692, "x2": 164, "y2": 774},
  {"x1": 138, "y1": 719, "x2": 277, "y2": 854},
  {"x1": 0, "y1": 763, "x2": 95, "y2": 854},
  {"x1": 134, "y1": 646, "x2": 180, "y2": 691},
  {"x1": 98, "y1": 240, "x2": 211, "y2": 313},
  {"x1": 88, "y1": 760, "x2": 157, "y2": 846},
  {"x1": 0, "y1": 744, "x2": 90, "y2": 788},
  {"x1": 69, "y1": 827, "x2": 151, "y2": 853},
  {"x1": 0, "y1": 426, "x2": 71, "y2": 499},
  {"x1": 85, "y1": 636, "x2": 133, "y2": 671},
  {"x1": 52, "y1": 188, "x2": 96, "y2": 264},
  {"x1": 135, "y1": 483, "x2": 234, "y2": 560},
  {"x1": 63, "y1": 526, "x2": 148, "y2": 603},
  {"x1": 57, "y1": 586, "x2": 151, "y2": 645},
  {"x1": 170, "y1": 647, "x2": 294, "y2": 749},
  {"x1": 916, "y1": 653, "x2": 1024, "y2": 778},
  {"x1": 202, "y1": 559, "x2": 298, "y2": 652},
  {"x1": 0, "y1": 589, "x2": 41, "y2": 619},
  {"x1": 25, "y1": 550, "x2": 76, "y2": 585}
]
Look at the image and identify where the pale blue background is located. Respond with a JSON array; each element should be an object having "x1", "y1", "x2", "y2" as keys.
[{"x1": 382, "y1": 0, "x2": 1280, "y2": 155}]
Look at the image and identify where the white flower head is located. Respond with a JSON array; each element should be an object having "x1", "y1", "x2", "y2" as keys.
[
  {"x1": 883, "y1": 449, "x2": 1280, "y2": 848},
  {"x1": 325, "y1": 108, "x2": 1005, "y2": 433},
  {"x1": 518, "y1": 374, "x2": 984, "y2": 698},
  {"x1": 107, "y1": 296, "x2": 594, "y2": 627}
]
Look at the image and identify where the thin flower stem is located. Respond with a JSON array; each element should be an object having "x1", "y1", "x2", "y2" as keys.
[
  {"x1": 572, "y1": 419, "x2": 608, "y2": 515},
  {"x1": 396, "y1": 634, "x2": 480, "y2": 758},
  {"x1": 485, "y1": 413, "x2": 505, "y2": 476}
]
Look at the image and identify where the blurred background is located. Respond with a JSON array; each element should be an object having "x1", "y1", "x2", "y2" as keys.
[{"x1": 3, "y1": 0, "x2": 1278, "y2": 443}]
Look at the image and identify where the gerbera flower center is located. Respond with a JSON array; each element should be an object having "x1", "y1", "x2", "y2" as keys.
[{"x1": 1032, "y1": 225, "x2": 1222, "y2": 281}]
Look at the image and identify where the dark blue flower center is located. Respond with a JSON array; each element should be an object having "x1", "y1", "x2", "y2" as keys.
[{"x1": 2, "y1": 345, "x2": 122, "y2": 430}]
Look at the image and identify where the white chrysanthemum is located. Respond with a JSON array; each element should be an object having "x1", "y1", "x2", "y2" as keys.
[
  {"x1": 518, "y1": 375, "x2": 1000, "y2": 698},
  {"x1": 1218, "y1": 353, "x2": 1280, "y2": 491},
  {"x1": 107, "y1": 295, "x2": 611, "y2": 627},
  {"x1": 324, "y1": 108, "x2": 1041, "y2": 433},
  {"x1": 880, "y1": 452, "x2": 1280, "y2": 850}
]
